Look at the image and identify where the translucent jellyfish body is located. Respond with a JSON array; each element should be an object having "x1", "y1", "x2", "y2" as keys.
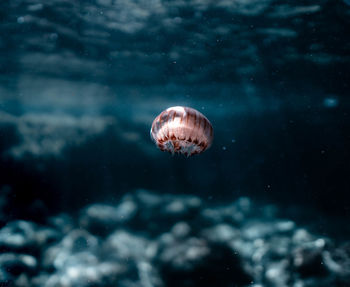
[{"x1": 150, "y1": 106, "x2": 213, "y2": 156}]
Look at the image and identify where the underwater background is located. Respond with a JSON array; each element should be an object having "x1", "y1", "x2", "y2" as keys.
[{"x1": 0, "y1": 0, "x2": 350, "y2": 286}]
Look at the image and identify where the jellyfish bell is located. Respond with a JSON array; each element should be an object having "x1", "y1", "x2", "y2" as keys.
[{"x1": 150, "y1": 106, "x2": 213, "y2": 157}]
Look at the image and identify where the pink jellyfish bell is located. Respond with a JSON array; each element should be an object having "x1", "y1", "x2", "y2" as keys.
[{"x1": 150, "y1": 106, "x2": 213, "y2": 156}]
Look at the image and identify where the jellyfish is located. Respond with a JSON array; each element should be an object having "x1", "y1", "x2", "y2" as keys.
[{"x1": 150, "y1": 106, "x2": 213, "y2": 156}]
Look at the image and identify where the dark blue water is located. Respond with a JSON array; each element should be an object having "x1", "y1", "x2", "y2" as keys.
[{"x1": 0, "y1": 1, "x2": 350, "y2": 286}]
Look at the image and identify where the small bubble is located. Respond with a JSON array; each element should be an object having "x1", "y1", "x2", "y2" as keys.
[
  {"x1": 222, "y1": 146, "x2": 227, "y2": 151},
  {"x1": 231, "y1": 139, "x2": 236, "y2": 143}
]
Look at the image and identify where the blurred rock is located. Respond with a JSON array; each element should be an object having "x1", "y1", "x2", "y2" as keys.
[
  {"x1": 0, "y1": 253, "x2": 37, "y2": 276},
  {"x1": 0, "y1": 221, "x2": 37, "y2": 253},
  {"x1": 201, "y1": 224, "x2": 240, "y2": 243},
  {"x1": 129, "y1": 189, "x2": 202, "y2": 234},
  {"x1": 0, "y1": 267, "x2": 11, "y2": 286},
  {"x1": 79, "y1": 198, "x2": 137, "y2": 236},
  {"x1": 0, "y1": 253, "x2": 37, "y2": 286},
  {"x1": 200, "y1": 197, "x2": 253, "y2": 226},
  {"x1": 292, "y1": 239, "x2": 328, "y2": 277},
  {"x1": 43, "y1": 229, "x2": 99, "y2": 269},
  {"x1": 243, "y1": 220, "x2": 296, "y2": 241},
  {"x1": 324, "y1": 242, "x2": 350, "y2": 285},
  {"x1": 157, "y1": 235, "x2": 252, "y2": 287},
  {"x1": 103, "y1": 230, "x2": 162, "y2": 287},
  {"x1": 0, "y1": 220, "x2": 61, "y2": 256},
  {"x1": 48, "y1": 213, "x2": 74, "y2": 234},
  {"x1": 35, "y1": 227, "x2": 61, "y2": 247},
  {"x1": 42, "y1": 261, "x2": 125, "y2": 287},
  {"x1": 0, "y1": 190, "x2": 348, "y2": 287},
  {"x1": 292, "y1": 229, "x2": 314, "y2": 245},
  {"x1": 103, "y1": 230, "x2": 150, "y2": 262},
  {"x1": 265, "y1": 260, "x2": 290, "y2": 287},
  {"x1": 171, "y1": 222, "x2": 191, "y2": 239},
  {"x1": 40, "y1": 229, "x2": 126, "y2": 287}
]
